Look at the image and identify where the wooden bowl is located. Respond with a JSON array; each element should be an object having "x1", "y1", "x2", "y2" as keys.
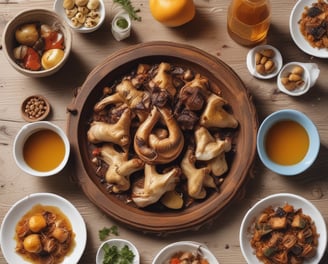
[
  {"x1": 2, "y1": 8, "x2": 72, "y2": 77},
  {"x1": 67, "y1": 41, "x2": 258, "y2": 234},
  {"x1": 21, "y1": 95, "x2": 51, "y2": 122}
]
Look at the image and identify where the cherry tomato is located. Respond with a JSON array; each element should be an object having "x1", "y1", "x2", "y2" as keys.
[
  {"x1": 44, "y1": 32, "x2": 64, "y2": 51},
  {"x1": 170, "y1": 258, "x2": 181, "y2": 264},
  {"x1": 23, "y1": 47, "x2": 41, "y2": 71}
]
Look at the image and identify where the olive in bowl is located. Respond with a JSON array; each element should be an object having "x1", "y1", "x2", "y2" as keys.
[{"x1": 2, "y1": 8, "x2": 72, "y2": 77}]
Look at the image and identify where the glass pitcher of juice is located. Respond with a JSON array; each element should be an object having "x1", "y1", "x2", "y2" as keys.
[{"x1": 227, "y1": 0, "x2": 271, "y2": 46}]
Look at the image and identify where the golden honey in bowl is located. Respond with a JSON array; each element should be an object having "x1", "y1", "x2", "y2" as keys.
[
  {"x1": 265, "y1": 120, "x2": 309, "y2": 165},
  {"x1": 23, "y1": 129, "x2": 65, "y2": 172}
]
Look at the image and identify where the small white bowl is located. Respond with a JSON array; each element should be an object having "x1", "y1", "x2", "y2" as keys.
[
  {"x1": 240, "y1": 193, "x2": 327, "y2": 264},
  {"x1": 246, "y1": 44, "x2": 283, "y2": 79},
  {"x1": 257, "y1": 109, "x2": 320, "y2": 175},
  {"x1": 53, "y1": 0, "x2": 105, "y2": 33},
  {"x1": 152, "y1": 241, "x2": 219, "y2": 264},
  {"x1": 13, "y1": 121, "x2": 70, "y2": 177},
  {"x1": 96, "y1": 239, "x2": 140, "y2": 264},
  {"x1": 277, "y1": 62, "x2": 320, "y2": 96},
  {"x1": 0, "y1": 192, "x2": 87, "y2": 264}
]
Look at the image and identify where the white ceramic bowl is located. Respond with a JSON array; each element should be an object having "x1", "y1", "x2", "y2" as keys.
[
  {"x1": 290, "y1": 0, "x2": 328, "y2": 58},
  {"x1": 96, "y1": 239, "x2": 140, "y2": 264},
  {"x1": 152, "y1": 241, "x2": 219, "y2": 264},
  {"x1": 53, "y1": 0, "x2": 105, "y2": 33},
  {"x1": 246, "y1": 44, "x2": 283, "y2": 79},
  {"x1": 2, "y1": 8, "x2": 72, "y2": 77},
  {"x1": 13, "y1": 121, "x2": 70, "y2": 177},
  {"x1": 257, "y1": 109, "x2": 320, "y2": 175},
  {"x1": 277, "y1": 62, "x2": 320, "y2": 96},
  {"x1": 240, "y1": 193, "x2": 327, "y2": 264},
  {"x1": 0, "y1": 192, "x2": 87, "y2": 264}
]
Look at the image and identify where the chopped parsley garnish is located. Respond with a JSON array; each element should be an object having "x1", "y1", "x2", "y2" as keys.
[
  {"x1": 113, "y1": 0, "x2": 142, "y2": 21},
  {"x1": 99, "y1": 226, "x2": 119, "y2": 241},
  {"x1": 102, "y1": 244, "x2": 135, "y2": 264}
]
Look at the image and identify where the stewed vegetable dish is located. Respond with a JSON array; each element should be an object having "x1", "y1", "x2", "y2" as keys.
[
  {"x1": 15, "y1": 204, "x2": 75, "y2": 264},
  {"x1": 87, "y1": 62, "x2": 239, "y2": 210},
  {"x1": 250, "y1": 204, "x2": 319, "y2": 264}
]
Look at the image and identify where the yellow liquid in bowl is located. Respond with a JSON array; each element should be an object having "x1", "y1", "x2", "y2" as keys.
[
  {"x1": 265, "y1": 120, "x2": 309, "y2": 165},
  {"x1": 23, "y1": 129, "x2": 65, "y2": 172}
]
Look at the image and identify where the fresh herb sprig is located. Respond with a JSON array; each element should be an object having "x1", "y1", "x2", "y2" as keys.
[
  {"x1": 114, "y1": 0, "x2": 142, "y2": 21},
  {"x1": 99, "y1": 225, "x2": 119, "y2": 241},
  {"x1": 102, "y1": 244, "x2": 135, "y2": 264}
]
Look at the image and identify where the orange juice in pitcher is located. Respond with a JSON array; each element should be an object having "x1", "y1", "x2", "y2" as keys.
[{"x1": 227, "y1": 0, "x2": 271, "y2": 46}]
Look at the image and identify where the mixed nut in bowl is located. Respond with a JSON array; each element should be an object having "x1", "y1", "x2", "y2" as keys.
[
  {"x1": 2, "y1": 8, "x2": 72, "y2": 77},
  {"x1": 67, "y1": 41, "x2": 258, "y2": 233},
  {"x1": 246, "y1": 44, "x2": 283, "y2": 79},
  {"x1": 277, "y1": 62, "x2": 320, "y2": 96},
  {"x1": 21, "y1": 95, "x2": 51, "y2": 122},
  {"x1": 54, "y1": 0, "x2": 105, "y2": 33}
]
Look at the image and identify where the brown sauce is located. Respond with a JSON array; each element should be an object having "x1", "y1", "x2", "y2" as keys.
[
  {"x1": 23, "y1": 129, "x2": 65, "y2": 172},
  {"x1": 265, "y1": 120, "x2": 309, "y2": 165}
]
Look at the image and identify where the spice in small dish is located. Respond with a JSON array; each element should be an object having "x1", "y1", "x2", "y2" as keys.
[{"x1": 21, "y1": 95, "x2": 50, "y2": 122}]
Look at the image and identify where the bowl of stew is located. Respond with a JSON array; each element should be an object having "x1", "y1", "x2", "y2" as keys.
[
  {"x1": 240, "y1": 193, "x2": 327, "y2": 264},
  {"x1": 2, "y1": 8, "x2": 72, "y2": 77},
  {"x1": 257, "y1": 109, "x2": 320, "y2": 175}
]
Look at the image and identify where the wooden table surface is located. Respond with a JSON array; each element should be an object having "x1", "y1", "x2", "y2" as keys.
[{"x1": 1, "y1": 0, "x2": 328, "y2": 263}]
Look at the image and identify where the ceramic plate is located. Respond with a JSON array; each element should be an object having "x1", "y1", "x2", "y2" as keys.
[
  {"x1": 0, "y1": 193, "x2": 87, "y2": 264},
  {"x1": 290, "y1": 0, "x2": 328, "y2": 58},
  {"x1": 240, "y1": 193, "x2": 327, "y2": 264}
]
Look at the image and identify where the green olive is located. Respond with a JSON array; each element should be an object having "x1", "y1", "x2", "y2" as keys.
[
  {"x1": 15, "y1": 23, "x2": 39, "y2": 46},
  {"x1": 41, "y1": 49, "x2": 65, "y2": 69}
]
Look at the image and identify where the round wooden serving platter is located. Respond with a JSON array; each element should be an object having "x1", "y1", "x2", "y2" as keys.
[{"x1": 67, "y1": 41, "x2": 258, "y2": 234}]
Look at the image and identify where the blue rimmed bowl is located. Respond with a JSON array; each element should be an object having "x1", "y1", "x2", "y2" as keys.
[{"x1": 257, "y1": 109, "x2": 320, "y2": 175}]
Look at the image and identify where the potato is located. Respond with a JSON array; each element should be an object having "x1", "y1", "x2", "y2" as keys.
[
  {"x1": 161, "y1": 190, "x2": 183, "y2": 209},
  {"x1": 15, "y1": 23, "x2": 39, "y2": 46},
  {"x1": 41, "y1": 49, "x2": 65, "y2": 69}
]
